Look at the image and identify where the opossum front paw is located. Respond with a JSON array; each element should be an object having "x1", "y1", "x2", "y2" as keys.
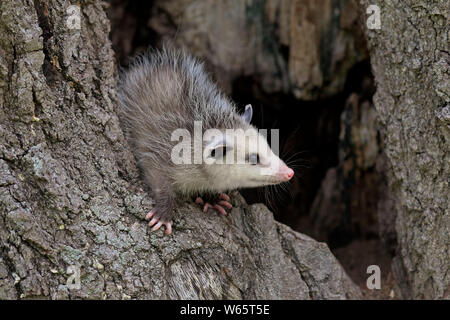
[
  {"x1": 145, "y1": 210, "x2": 173, "y2": 235},
  {"x1": 195, "y1": 193, "x2": 232, "y2": 216}
]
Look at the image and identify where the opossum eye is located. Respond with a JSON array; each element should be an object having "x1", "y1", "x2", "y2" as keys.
[
  {"x1": 211, "y1": 146, "x2": 228, "y2": 159},
  {"x1": 248, "y1": 153, "x2": 259, "y2": 165}
]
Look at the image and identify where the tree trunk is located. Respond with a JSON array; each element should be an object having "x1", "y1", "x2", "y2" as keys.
[
  {"x1": 360, "y1": 0, "x2": 449, "y2": 299},
  {"x1": 0, "y1": 0, "x2": 360, "y2": 299},
  {"x1": 145, "y1": 0, "x2": 367, "y2": 99}
]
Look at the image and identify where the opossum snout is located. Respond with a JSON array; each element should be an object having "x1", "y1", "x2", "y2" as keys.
[{"x1": 276, "y1": 164, "x2": 294, "y2": 182}]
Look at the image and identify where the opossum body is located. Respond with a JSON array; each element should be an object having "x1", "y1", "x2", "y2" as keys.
[{"x1": 118, "y1": 48, "x2": 293, "y2": 235}]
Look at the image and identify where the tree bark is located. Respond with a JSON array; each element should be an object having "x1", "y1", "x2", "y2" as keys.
[
  {"x1": 360, "y1": 0, "x2": 449, "y2": 299},
  {"x1": 0, "y1": 0, "x2": 360, "y2": 299},
  {"x1": 147, "y1": 0, "x2": 367, "y2": 99}
]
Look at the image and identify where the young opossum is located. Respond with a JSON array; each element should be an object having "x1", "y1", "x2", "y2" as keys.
[{"x1": 118, "y1": 48, "x2": 294, "y2": 235}]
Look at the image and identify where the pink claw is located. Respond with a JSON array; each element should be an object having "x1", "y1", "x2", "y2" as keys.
[
  {"x1": 148, "y1": 217, "x2": 158, "y2": 227},
  {"x1": 219, "y1": 193, "x2": 230, "y2": 201},
  {"x1": 145, "y1": 209, "x2": 173, "y2": 235},
  {"x1": 196, "y1": 194, "x2": 232, "y2": 216},
  {"x1": 203, "y1": 203, "x2": 211, "y2": 213},
  {"x1": 152, "y1": 221, "x2": 163, "y2": 231},
  {"x1": 165, "y1": 222, "x2": 172, "y2": 235},
  {"x1": 214, "y1": 204, "x2": 227, "y2": 216},
  {"x1": 146, "y1": 210, "x2": 155, "y2": 220},
  {"x1": 218, "y1": 200, "x2": 232, "y2": 209}
]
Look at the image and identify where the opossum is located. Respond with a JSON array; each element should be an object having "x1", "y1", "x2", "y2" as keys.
[{"x1": 118, "y1": 48, "x2": 294, "y2": 235}]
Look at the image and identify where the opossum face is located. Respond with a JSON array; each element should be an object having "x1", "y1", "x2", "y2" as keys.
[{"x1": 202, "y1": 106, "x2": 294, "y2": 191}]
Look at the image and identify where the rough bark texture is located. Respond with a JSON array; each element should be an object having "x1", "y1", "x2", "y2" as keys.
[
  {"x1": 146, "y1": 0, "x2": 367, "y2": 99},
  {"x1": 360, "y1": 0, "x2": 449, "y2": 299},
  {"x1": 0, "y1": 1, "x2": 360, "y2": 299}
]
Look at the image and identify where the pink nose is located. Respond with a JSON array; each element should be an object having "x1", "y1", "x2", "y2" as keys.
[{"x1": 278, "y1": 166, "x2": 294, "y2": 181}]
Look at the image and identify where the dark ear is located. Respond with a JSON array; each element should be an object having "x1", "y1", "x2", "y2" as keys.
[{"x1": 243, "y1": 104, "x2": 253, "y2": 124}]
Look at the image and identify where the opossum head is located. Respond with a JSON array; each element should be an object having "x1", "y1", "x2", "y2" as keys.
[{"x1": 202, "y1": 105, "x2": 294, "y2": 191}]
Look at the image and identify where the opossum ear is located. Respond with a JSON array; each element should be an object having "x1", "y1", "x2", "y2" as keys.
[{"x1": 243, "y1": 104, "x2": 253, "y2": 124}]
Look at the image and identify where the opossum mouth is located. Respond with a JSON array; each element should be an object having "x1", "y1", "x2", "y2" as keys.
[{"x1": 249, "y1": 178, "x2": 285, "y2": 185}]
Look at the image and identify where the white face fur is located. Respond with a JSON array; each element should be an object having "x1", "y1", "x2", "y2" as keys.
[{"x1": 202, "y1": 105, "x2": 294, "y2": 191}]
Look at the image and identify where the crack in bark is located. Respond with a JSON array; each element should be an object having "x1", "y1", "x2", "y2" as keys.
[{"x1": 33, "y1": 0, "x2": 58, "y2": 86}]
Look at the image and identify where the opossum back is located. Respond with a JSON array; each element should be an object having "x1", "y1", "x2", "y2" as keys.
[{"x1": 118, "y1": 50, "x2": 194, "y2": 164}]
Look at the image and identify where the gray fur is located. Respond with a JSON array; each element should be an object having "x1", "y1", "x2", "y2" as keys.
[{"x1": 118, "y1": 47, "x2": 254, "y2": 223}]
